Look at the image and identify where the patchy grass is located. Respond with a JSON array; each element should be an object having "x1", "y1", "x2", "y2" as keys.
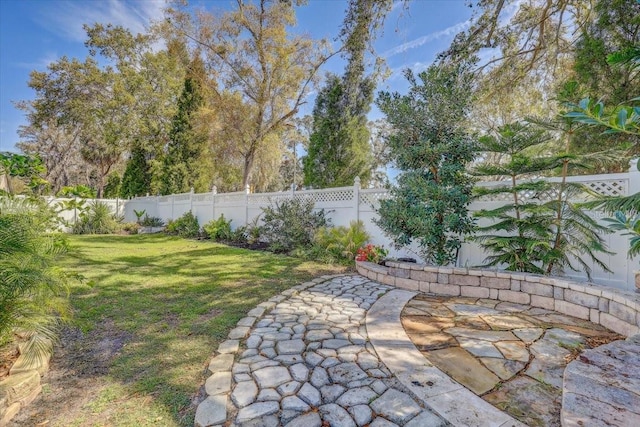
[{"x1": 12, "y1": 234, "x2": 347, "y2": 427}]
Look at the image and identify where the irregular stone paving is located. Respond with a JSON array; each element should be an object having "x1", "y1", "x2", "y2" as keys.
[
  {"x1": 562, "y1": 334, "x2": 640, "y2": 426},
  {"x1": 196, "y1": 275, "x2": 447, "y2": 427},
  {"x1": 401, "y1": 294, "x2": 624, "y2": 427}
]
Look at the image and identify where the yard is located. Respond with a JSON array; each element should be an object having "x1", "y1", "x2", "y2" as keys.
[{"x1": 9, "y1": 234, "x2": 347, "y2": 426}]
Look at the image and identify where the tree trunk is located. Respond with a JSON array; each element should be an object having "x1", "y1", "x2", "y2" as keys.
[{"x1": 242, "y1": 153, "x2": 255, "y2": 189}]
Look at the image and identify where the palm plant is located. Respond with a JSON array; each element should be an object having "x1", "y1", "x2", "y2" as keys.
[
  {"x1": 603, "y1": 212, "x2": 640, "y2": 260},
  {"x1": 314, "y1": 220, "x2": 370, "y2": 263},
  {"x1": 72, "y1": 200, "x2": 120, "y2": 234},
  {"x1": 0, "y1": 197, "x2": 73, "y2": 355}
]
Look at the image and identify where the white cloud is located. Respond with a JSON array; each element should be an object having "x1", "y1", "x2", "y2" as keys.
[
  {"x1": 387, "y1": 60, "x2": 431, "y2": 82},
  {"x1": 35, "y1": 0, "x2": 166, "y2": 42},
  {"x1": 382, "y1": 19, "x2": 471, "y2": 59},
  {"x1": 15, "y1": 52, "x2": 60, "y2": 70}
]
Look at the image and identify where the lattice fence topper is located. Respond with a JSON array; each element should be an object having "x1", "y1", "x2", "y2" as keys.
[
  {"x1": 359, "y1": 190, "x2": 390, "y2": 207},
  {"x1": 193, "y1": 194, "x2": 213, "y2": 202},
  {"x1": 216, "y1": 192, "x2": 246, "y2": 205},
  {"x1": 583, "y1": 179, "x2": 627, "y2": 197},
  {"x1": 158, "y1": 196, "x2": 171, "y2": 203},
  {"x1": 173, "y1": 192, "x2": 192, "y2": 202},
  {"x1": 300, "y1": 189, "x2": 354, "y2": 204},
  {"x1": 475, "y1": 178, "x2": 629, "y2": 202},
  {"x1": 247, "y1": 192, "x2": 293, "y2": 205}
]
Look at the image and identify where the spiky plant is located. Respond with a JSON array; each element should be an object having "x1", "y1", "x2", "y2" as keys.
[
  {"x1": 473, "y1": 122, "x2": 612, "y2": 278},
  {"x1": 0, "y1": 197, "x2": 74, "y2": 355},
  {"x1": 314, "y1": 220, "x2": 370, "y2": 263},
  {"x1": 72, "y1": 200, "x2": 120, "y2": 234}
]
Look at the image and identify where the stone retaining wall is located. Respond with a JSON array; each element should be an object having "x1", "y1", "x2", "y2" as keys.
[
  {"x1": 0, "y1": 338, "x2": 52, "y2": 423},
  {"x1": 356, "y1": 261, "x2": 640, "y2": 337}
]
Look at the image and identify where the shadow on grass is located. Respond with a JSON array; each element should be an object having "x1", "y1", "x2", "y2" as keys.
[{"x1": 52, "y1": 234, "x2": 347, "y2": 426}]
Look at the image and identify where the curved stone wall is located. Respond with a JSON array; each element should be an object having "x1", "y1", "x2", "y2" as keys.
[{"x1": 356, "y1": 261, "x2": 640, "y2": 337}]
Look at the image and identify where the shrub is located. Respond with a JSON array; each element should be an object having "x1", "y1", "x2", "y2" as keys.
[
  {"x1": 140, "y1": 215, "x2": 164, "y2": 227},
  {"x1": 165, "y1": 211, "x2": 200, "y2": 238},
  {"x1": 314, "y1": 220, "x2": 370, "y2": 263},
  {"x1": 229, "y1": 226, "x2": 249, "y2": 244},
  {"x1": 203, "y1": 215, "x2": 233, "y2": 241},
  {"x1": 72, "y1": 200, "x2": 121, "y2": 234},
  {"x1": 375, "y1": 63, "x2": 477, "y2": 266},
  {"x1": 122, "y1": 222, "x2": 140, "y2": 235},
  {"x1": 0, "y1": 198, "x2": 74, "y2": 350},
  {"x1": 356, "y1": 244, "x2": 388, "y2": 264},
  {"x1": 261, "y1": 198, "x2": 329, "y2": 253},
  {"x1": 57, "y1": 185, "x2": 96, "y2": 198}
]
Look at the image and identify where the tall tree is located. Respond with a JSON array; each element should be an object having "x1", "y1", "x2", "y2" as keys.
[
  {"x1": 303, "y1": 0, "x2": 392, "y2": 188},
  {"x1": 16, "y1": 118, "x2": 85, "y2": 194},
  {"x1": 120, "y1": 145, "x2": 152, "y2": 198},
  {"x1": 567, "y1": 0, "x2": 640, "y2": 169},
  {"x1": 159, "y1": 57, "x2": 209, "y2": 195},
  {"x1": 18, "y1": 24, "x2": 186, "y2": 197},
  {"x1": 375, "y1": 63, "x2": 478, "y2": 266},
  {"x1": 167, "y1": 0, "x2": 333, "y2": 189},
  {"x1": 21, "y1": 56, "x2": 130, "y2": 197},
  {"x1": 303, "y1": 74, "x2": 373, "y2": 187},
  {"x1": 84, "y1": 24, "x2": 187, "y2": 194},
  {"x1": 573, "y1": 0, "x2": 640, "y2": 105}
]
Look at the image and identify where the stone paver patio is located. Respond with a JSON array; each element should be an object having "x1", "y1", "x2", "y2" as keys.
[
  {"x1": 195, "y1": 274, "x2": 637, "y2": 427},
  {"x1": 401, "y1": 294, "x2": 623, "y2": 426}
]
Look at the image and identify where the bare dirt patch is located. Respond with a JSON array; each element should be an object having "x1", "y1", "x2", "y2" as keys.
[
  {"x1": 7, "y1": 320, "x2": 131, "y2": 426},
  {"x1": 0, "y1": 343, "x2": 19, "y2": 380}
]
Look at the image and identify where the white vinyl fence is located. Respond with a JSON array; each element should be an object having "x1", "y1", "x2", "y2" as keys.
[
  {"x1": 122, "y1": 160, "x2": 639, "y2": 291},
  {"x1": 40, "y1": 197, "x2": 125, "y2": 231}
]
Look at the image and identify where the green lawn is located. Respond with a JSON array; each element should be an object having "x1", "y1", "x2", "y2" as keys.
[{"x1": 50, "y1": 234, "x2": 347, "y2": 426}]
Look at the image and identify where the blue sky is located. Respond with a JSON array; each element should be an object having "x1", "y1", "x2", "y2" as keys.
[{"x1": 0, "y1": 0, "x2": 474, "y2": 152}]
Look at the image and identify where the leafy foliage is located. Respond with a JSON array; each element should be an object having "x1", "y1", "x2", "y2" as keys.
[
  {"x1": 203, "y1": 215, "x2": 233, "y2": 241},
  {"x1": 573, "y1": 0, "x2": 640, "y2": 106},
  {"x1": 260, "y1": 198, "x2": 329, "y2": 253},
  {"x1": 159, "y1": 58, "x2": 210, "y2": 195},
  {"x1": 121, "y1": 222, "x2": 140, "y2": 235},
  {"x1": 57, "y1": 184, "x2": 97, "y2": 198},
  {"x1": 303, "y1": 74, "x2": 373, "y2": 188},
  {"x1": 139, "y1": 215, "x2": 164, "y2": 228},
  {"x1": 355, "y1": 244, "x2": 388, "y2": 264},
  {"x1": 375, "y1": 63, "x2": 477, "y2": 266},
  {"x1": 133, "y1": 209, "x2": 146, "y2": 223},
  {"x1": 0, "y1": 198, "x2": 73, "y2": 348},
  {"x1": 313, "y1": 220, "x2": 370, "y2": 263},
  {"x1": 167, "y1": 0, "x2": 332, "y2": 189},
  {"x1": 165, "y1": 211, "x2": 199, "y2": 238},
  {"x1": 473, "y1": 122, "x2": 612, "y2": 278},
  {"x1": 0, "y1": 152, "x2": 47, "y2": 194},
  {"x1": 72, "y1": 200, "x2": 121, "y2": 234},
  {"x1": 120, "y1": 145, "x2": 152, "y2": 198},
  {"x1": 603, "y1": 212, "x2": 640, "y2": 260},
  {"x1": 102, "y1": 172, "x2": 121, "y2": 198}
]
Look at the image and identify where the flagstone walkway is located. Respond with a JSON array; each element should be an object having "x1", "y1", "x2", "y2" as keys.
[{"x1": 194, "y1": 274, "x2": 627, "y2": 427}]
